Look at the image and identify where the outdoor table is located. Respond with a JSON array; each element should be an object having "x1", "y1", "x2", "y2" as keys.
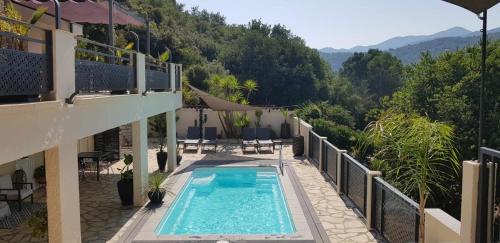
[
  {"x1": 78, "y1": 151, "x2": 111, "y2": 181},
  {"x1": 273, "y1": 140, "x2": 283, "y2": 151}
]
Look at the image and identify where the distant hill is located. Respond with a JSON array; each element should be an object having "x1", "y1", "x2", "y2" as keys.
[
  {"x1": 320, "y1": 28, "x2": 500, "y2": 71},
  {"x1": 320, "y1": 27, "x2": 472, "y2": 53}
]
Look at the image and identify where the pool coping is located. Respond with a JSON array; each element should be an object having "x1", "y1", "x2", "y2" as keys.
[{"x1": 132, "y1": 160, "x2": 315, "y2": 243}]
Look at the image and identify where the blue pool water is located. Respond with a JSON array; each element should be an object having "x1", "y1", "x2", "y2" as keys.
[{"x1": 156, "y1": 167, "x2": 295, "y2": 235}]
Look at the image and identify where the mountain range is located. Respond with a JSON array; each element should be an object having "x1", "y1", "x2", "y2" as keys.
[{"x1": 320, "y1": 27, "x2": 500, "y2": 71}]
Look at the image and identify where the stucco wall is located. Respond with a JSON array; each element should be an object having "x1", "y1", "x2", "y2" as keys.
[
  {"x1": 425, "y1": 208, "x2": 461, "y2": 243},
  {"x1": 176, "y1": 108, "x2": 291, "y2": 138}
]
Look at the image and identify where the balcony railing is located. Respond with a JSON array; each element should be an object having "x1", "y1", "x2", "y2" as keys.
[
  {"x1": 0, "y1": 16, "x2": 52, "y2": 101},
  {"x1": 0, "y1": 15, "x2": 183, "y2": 104},
  {"x1": 145, "y1": 57, "x2": 170, "y2": 91},
  {"x1": 341, "y1": 153, "x2": 369, "y2": 215},
  {"x1": 301, "y1": 117, "x2": 421, "y2": 242},
  {"x1": 75, "y1": 37, "x2": 136, "y2": 93},
  {"x1": 175, "y1": 64, "x2": 182, "y2": 91},
  {"x1": 309, "y1": 131, "x2": 321, "y2": 163}
]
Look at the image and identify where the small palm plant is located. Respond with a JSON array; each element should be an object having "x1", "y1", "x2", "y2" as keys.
[
  {"x1": 148, "y1": 173, "x2": 167, "y2": 203},
  {"x1": 362, "y1": 110, "x2": 460, "y2": 241}
]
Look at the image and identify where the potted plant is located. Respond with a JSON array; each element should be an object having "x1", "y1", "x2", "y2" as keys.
[
  {"x1": 149, "y1": 114, "x2": 167, "y2": 172},
  {"x1": 117, "y1": 154, "x2": 134, "y2": 206},
  {"x1": 292, "y1": 116, "x2": 304, "y2": 156},
  {"x1": 33, "y1": 165, "x2": 45, "y2": 185},
  {"x1": 280, "y1": 109, "x2": 291, "y2": 139},
  {"x1": 27, "y1": 207, "x2": 47, "y2": 239},
  {"x1": 148, "y1": 173, "x2": 166, "y2": 203},
  {"x1": 176, "y1": 148, "x2": 182, "y2": 165}
]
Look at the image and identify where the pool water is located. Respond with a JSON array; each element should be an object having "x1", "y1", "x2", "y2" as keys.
[{"x1": 156, "y1": 167, "x2": 295, "y2": 235}]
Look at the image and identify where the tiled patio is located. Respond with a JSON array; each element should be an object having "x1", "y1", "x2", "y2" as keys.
[{"x1": 0, "y1": 142, "x2": 378, "y2": 243}]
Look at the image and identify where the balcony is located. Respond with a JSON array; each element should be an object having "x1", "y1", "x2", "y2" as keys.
[{"x1": 0, "y1": 16, "x2": 182, "y2": 104}]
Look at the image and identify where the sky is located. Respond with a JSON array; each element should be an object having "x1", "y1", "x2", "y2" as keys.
[{"x1": 177, "y1": 0, "x2": 500, "y2": 49}]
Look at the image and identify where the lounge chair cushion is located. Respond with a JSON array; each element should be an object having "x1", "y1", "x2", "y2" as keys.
[
  {"x1": 243, "y1": 140, "x2": 257, "y2": 145},
  {"x1": 202, "y1": 139, "x2": 217, "y2": 144},
  {"x1": 0, "y1": 175, "x2": 13, "y2": 193},
  {"x1": 258, "y1": 139, "x2": 273, "y2": 145},
  {"x1": 184, "y1": 139, "x2": 200, "y2": 144},
  {"x1": 0, "y1": 202, "x2": 10, "y2": 219},
  {"x1": 2, "y1": 189, "x2": 33, "y2": 200}
]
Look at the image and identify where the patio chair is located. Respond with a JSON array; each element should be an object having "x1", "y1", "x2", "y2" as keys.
[
  {"x1": 257, "y1": 128, "x2": 274, "y2": 153},
  {"x1": 184, "y1": 126, "x2": 201, "y2": 152},
  {"x1": 241, "y1": 128, "x2": 258, "y2": 152},
  {"x1": 0, "y1": 174, "x2": 33, "y2": 210},
  {"x1": 201, "y1": 127, "x2": 218, "y2": 151}
]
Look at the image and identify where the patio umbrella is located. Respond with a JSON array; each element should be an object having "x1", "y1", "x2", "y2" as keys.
[{"x1": 440, "y1": 1, "x2": 499, "y2": 242}]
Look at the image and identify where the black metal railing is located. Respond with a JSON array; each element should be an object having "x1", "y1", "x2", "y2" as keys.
[
  {"x1": 0, "y1": 16, "x2": 53, "y2": 100},
  {"x1": 145, "y1": 59, "x2": 170, "y2": 91},
  {"x1": 75, "y1": 37, "x2": 136, "y2": 93},
  {"x1": 322, "y1": 141, "x2": 339, "y2": 184},
  {"x1": 309, "y1": 131, "x2": 321, "y2": 164},
  {"x1": 174, "y1": 64, "x2": 181, "y2": 91},
  {"x1": 478, "y1": 147, "x2": 500, "y2": 242},
  {"x1": 372, "y1": 177, "x2": 420, "y2": 243},
  {"x1": 341, "y1": 153, "x2": 369, "y2": 216}
]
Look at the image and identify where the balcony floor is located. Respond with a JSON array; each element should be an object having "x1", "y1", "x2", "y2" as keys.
[{"x1": 0, "y1": 142, "x2": 378, "y2": 243}]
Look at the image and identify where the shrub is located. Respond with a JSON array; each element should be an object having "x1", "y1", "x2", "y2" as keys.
[{"x1": 311, "y1": 118, "x2": 358, "y2": 150}]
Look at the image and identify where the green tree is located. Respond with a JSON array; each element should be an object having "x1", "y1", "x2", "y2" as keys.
[{"x1": 361, "y1": 111, "x2": 460, "y2": 241}]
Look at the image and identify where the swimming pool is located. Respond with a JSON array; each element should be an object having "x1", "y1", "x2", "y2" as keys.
[{"x1": 155, "y1": 166, "x2": 295, "y2": 235}]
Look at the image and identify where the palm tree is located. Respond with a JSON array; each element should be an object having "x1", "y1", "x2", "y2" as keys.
[
  {"x1": 362, "y1": 111, "x2": 460, "y2": 242},
  {"x1": 242, "y1": 79, "x2": 258, "y2": 101}
]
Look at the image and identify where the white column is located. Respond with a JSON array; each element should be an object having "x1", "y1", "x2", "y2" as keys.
[
  {"x1": 366, "y1": 170, "x2": 382, "y2": 229},
  {"x1": 51, "y1": 29, "x2": 76, "y2": 101},
  {"x1": 45, "y1": 140, "x2": 81, "y2": 243},
  {"x1": 461, "y1": 160, "x2": 480, "y2": 243},
  {"x1": 135, "y1": 53, "x2": 146, "y2": 94},
  {"x1": 132, "y1": 119, "x2": 148, "y2": 206},
  {"x1": 166, "y1": 110, "x2": 177, "y2": 172}
]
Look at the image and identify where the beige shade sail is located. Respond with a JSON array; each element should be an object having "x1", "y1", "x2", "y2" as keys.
[
  {"x1": 188, "y1": 85, "x2": 258, "y2": 111},
  {"x1": 443, "y1": 0, "x2": 499, "y2": 14}
]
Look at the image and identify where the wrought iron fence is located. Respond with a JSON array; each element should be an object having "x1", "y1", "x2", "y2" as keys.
[
  {"x1": 372, "y1": 177, "x2": 420, "y2": 243},
  {"x1": 75, "y1": 37, "x2": 136, "y2": 93},
  {"x1": 145, "y1": 57, "x2": 170, "y2": 91},
  {"x1": 0, "y1": 16, "x2": 52, "y2": 99},
  {"x1": 341, "y1": 153, "x2": 369, "y2": 216},
  {"x1": 309, "y1": 131, "x2": 321, "y2": 164},
  {"x1": 478, "y1": 147, "x2": 500, "y2": 243},
  {"x1": 175, "y1": 64, "x2": 182, "y2": 91},
  {"x1": 322, "y1": 141, "x2": 339, "y2": 184}
]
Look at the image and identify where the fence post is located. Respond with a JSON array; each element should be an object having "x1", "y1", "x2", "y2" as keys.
[
  {"x1": 169, "y1": 63, "x2": 175, "y2": 93},
  {"x1": 366, "y1": 170, "x2": 382, "y2": 229},
  {"x1": 460, "y1": 160, "x2": 480, "y2": 243},
  {"x1": 51, "y1": 29, "x2": 76, "y2": 101},
  {"x1": 302, "y1": 121, "x2": 312, "y2": 158},
  {"x1": 318, "y1": 136, "x2": 327, "y2": 171},
  {"x1": 336, "y1": 149, "x2": 347, "y2": 194},
  {"x1": 135, "y1": 53, "x2": 145, "y2": 94}
]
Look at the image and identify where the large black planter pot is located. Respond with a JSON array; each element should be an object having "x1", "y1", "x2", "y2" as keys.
[
  {"x1": 292, "y1": 135, "x2": 304, "y2": 156},
  {"x1": 280, "y1": 123, "x2": 291, "y2": 139},
  {"x1": 156, "y1": 151, "x2": 168, "y2": 172},
  {"x1": 117, "y1": 179, "x2": 133, "y2": 206},
  {"x1": 148, "y1": 189, "x2": 166, "y2": 203}
]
